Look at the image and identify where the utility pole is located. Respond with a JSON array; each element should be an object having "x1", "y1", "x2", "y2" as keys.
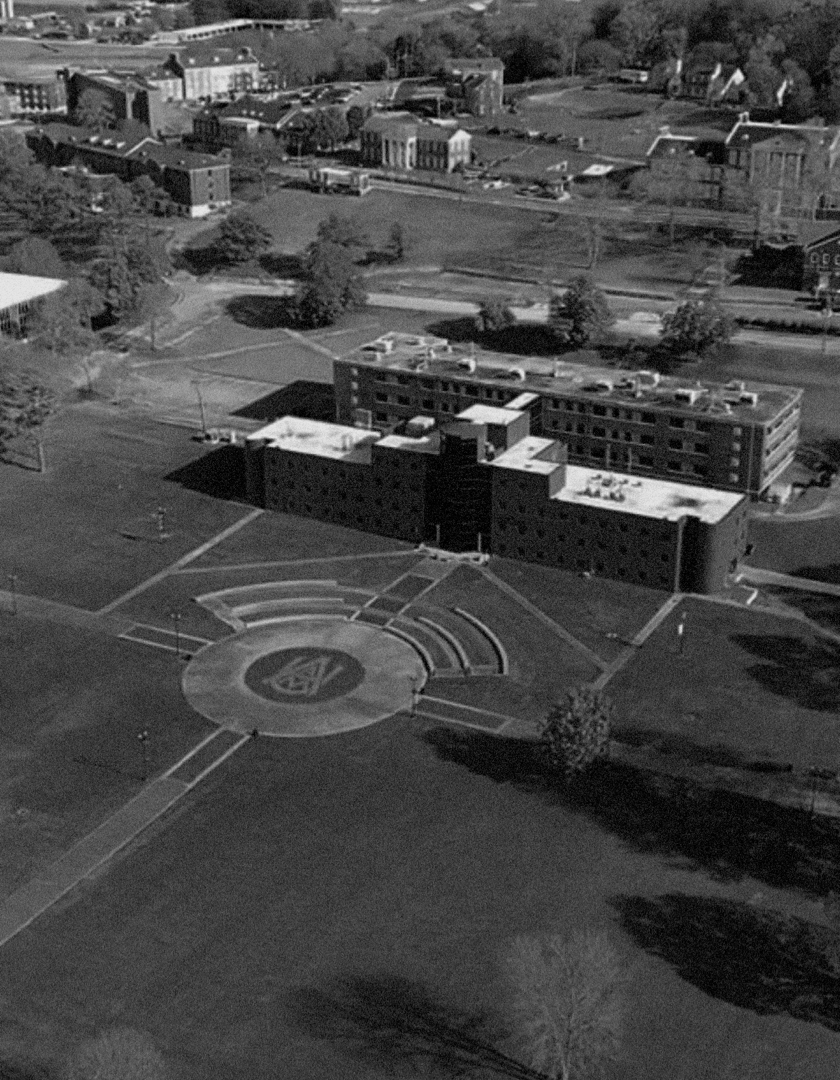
[
  {"x1": 676, "y1": 611, "x2": 686, "y2": 655},
  {"x1": 170, "y1": 610, "x2": 183, "y2": 660},
  {"x1": 7, "y1": 574, "x2": 17, "y2": 616},
  {"x1": 192, "y1": 380, "x2": 208, "y2": 437},
  {"x1": 137, "y1": 729, "x2": 150, "y2": 781}
]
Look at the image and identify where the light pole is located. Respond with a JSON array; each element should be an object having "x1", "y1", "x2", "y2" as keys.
[
  {"x1": 169, "y1": 610, "x2": 183, "y2": 660},
  {"x1": 676, "y1": 611, "x2": 686, "y2": 655},
  {"x1": 155, "y1": 505, "x2": 169, "y2": 543},
  {"x1": 7, "y1": 574, "x2": 17, "y2": 616},
  {"x1": 192, "y1": 380, "x2": 208, "y2": 438},
  {"x1": 137, "y1": 729, "x2": 150, "y2": 781},
  {"x1": 408, "y1": 674, "x2": 421, "y2": 717}
]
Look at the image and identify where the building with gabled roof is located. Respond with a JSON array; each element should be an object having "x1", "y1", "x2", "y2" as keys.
[{"x1": 361, "y1": 113, "x2": 471, "y2": 172}]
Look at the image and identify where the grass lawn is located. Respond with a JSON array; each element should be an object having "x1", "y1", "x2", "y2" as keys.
[
  {"x1": 0, "y1": 720, "x2": 837, "y2": 1080},
  {"x1": 421, "y1": 565, "x2": 599, "y2": 718},
  {"x1": 0, "y1": 614, "x2": 212, "y2": 897},
  {"x1": 0, "y1": 404, "x2": 252, "y2": 612},
  {"x1": 607, "y1": 597, "x2": 840, "y2": 771},
  {"x1": 747, "y1": 517, "x2": 840, "y2": 582},
  {"x1": 488, "y1": 556, "x2": 669, "y2": 662}
]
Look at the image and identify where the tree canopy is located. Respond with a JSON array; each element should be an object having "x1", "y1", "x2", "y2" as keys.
[
  {"x1": 295, "y1": 237, "x2": 367, "y2": 328},
  {"x1": 659, "y1": 295, "x2": 734, "y2": 356},
  {"x1": 215, "y1": 210, "x2": 273, "y2": 265},
  {"x1": 549, "y1": 276, "x2": 614, "y2": 347}
]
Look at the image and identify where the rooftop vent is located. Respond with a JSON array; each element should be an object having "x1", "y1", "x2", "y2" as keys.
[
  {"x1": 509, "y1": 366, "x2": 526, "y2": 382},
  {"x1": 458, "y1": 357, "x2": 476, "y2": 373},
  {"x1": 636, "y1": 370, "x2": 661, "y2": 387},
  {"x1": 739, "y1": 391, "x2": 758, "y2": 406},
  {"x1": 674, "y1": 387, "x2": 704, "y2": 405}
]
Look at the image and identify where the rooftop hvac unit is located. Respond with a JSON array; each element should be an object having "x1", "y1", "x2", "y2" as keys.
[
  {"x1": 726, "y1": 380, "x2": 746, "y2": 392},
  {"x1": 673, "y1": 387, "x2": 704, "y2": 405},
  {"x1": 635, "y1": 370, "x2": 661, "y2": 387},
  {"x1": 739, "y1": 391, "x2": 758, "y2": 406},
  {"x1": 509, "y1": 367, "x2": 526, "y2": 381},
  {"x1": 458, "y1": 357, "x2": 477, "y2": 373}
]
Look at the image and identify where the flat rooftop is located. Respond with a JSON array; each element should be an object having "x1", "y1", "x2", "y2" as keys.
[
  {"x1": 344, "y1": 333, "x2": 802, "y2": 422},
  {"x1": 247, "y1": 417, "x2": 378, "y2": 463},
  {"x1": 457, "y1": 404, "x2": 525, "y2": 426},
  {"x1": 0, "y1": 272, "x2": 65, "y2": 309},
  {"x1": 491, "y1": 436, "x2": 560, "y2": 475},
  {"x1": 555, "y1": 467, "x2": 745, "y2": 523}
]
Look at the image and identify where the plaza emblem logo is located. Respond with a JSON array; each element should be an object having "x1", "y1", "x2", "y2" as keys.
[{"x1": 244, "y1": 647, "x2": 365, "y2": 704}]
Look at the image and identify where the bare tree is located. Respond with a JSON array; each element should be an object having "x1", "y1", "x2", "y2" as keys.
[
  {"x1": 501, "y1": 930, "x2": 624, "y2": 1080},
  {"x1": 64, "y1": 1028, "x2": 166, "y2": 1080}
]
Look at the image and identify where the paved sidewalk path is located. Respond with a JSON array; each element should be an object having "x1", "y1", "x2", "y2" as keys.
[
  {"x1": 0, "y1": 728, "x2": 250, "y2": 949},
  {"x1": 591, "y1": 593, "x2": 684, "y2": 691},
  {"x1": 479, "y1": 566, "x2": 608, "y2": 672},
  {"x1": 737, "y1": 566, "x2": 840, "y2": 598}
]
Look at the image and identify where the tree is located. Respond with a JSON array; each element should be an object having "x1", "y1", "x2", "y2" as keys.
[
  {"x1": 316, "y1": 212, "x2": 369, "y2": 252},
  {"x1": 345, "y1": 103, "x2": 368, "y2": 140},
  {"x1": 539, "y1": 686, "x2": 612, "y2": 779},
  {"x1": 295, "y1": 239, "x2": 366, "y2": 328},
  {"x1": 659, "y1": 296, "x2": 733, "y2": 357},
  {"x1": 215, "y1": 210, "x2": 272, "y2": 265},
  {"x1": 64, "y1": 1027, "x2": 167, "y2": 1080},
  {"x1": 549, "y1": 276, "x2": 614, "y2": 348},
  {"x1": 3, "y1": 236, "x2": 66, "y2": 279},
  {"x1": 130, "y1": 174, "x2": 161, "y2": 215},
  {"x1": 74, "y1": 87, "x2": 116, "y2": 130},
  {"x1": 502, "y1": 930, "x2": 624, "y2": 1080},
  {"x1": 235, "y1": 132, "x2": 284, "y2": 198},
  {"x1": 26, "y1": 278, "x2": 102, "y2": 356},
  {"x1": 475, "y1": 296, "x2": 515, "y2": 334},
  {"x1": 0, "y1": 371, "x2": 58, "y2": 473}
]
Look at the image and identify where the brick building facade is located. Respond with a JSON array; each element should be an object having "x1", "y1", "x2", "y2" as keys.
[{"x1": 333, "y1": 334, "x2": 802, "y2": 498}]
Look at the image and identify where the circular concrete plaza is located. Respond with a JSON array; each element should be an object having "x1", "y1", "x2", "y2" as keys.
[{"x1": 182, "y1": 617, "x2": 426, "y2": 737}]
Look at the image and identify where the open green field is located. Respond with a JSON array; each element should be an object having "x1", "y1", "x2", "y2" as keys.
[
  {"x1": 0, "y1": 711, "x2": 837, "y2": 1080},
  {"x1": 607, "y1": 596, "x2": 840, "y2": 771},
  {"x1": 747, "y1": 517, "x2": 840, "y2": 583},
  {"x1": 0, "y1": 404, "x2": 250, "y2": 611},
  {"x1": 0, "y1": 613, "x2": 213, "y2": 897}
]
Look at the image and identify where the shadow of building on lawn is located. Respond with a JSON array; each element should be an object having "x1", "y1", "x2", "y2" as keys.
[
  {"x1": 730, "y1": 633, "x2": 840, "y2": 712},
  {"x1": 165, "y1": 445, "x2": 247, "y2": 501},
  {"x1": 421, "y1": 726, "x2": 840, "y2": 896},
  {"x1": 232, "y1": 380, "x2": 335, "y2": 423},
  {"x1": 283, "y1": 973, "x2": 538, "y2": 1079},
  {"x1": 614, "y1": 892, "x2": 840, "y2": 1031}
]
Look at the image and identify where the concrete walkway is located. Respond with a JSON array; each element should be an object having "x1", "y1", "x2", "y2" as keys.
[
  {"x1": 0, "y1": 729, "x2": 250, "y2": 949},
  {"x1": 737, "y1": 566, "x2": 840, "y2": 598}
]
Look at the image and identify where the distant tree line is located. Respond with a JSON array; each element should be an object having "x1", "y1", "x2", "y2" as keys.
[{"x1": 190, "y1": 0, "x2": 840, "y2": 124}]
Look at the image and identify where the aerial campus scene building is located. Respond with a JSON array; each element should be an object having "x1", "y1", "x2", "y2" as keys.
[{"x1": 4, "y1": 1, "x2": 840, "y2": 1079}]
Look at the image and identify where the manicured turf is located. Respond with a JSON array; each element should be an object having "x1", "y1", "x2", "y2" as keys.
[
  {"x1": 422, "y1": 565, "x2": 599, "y2": 718},
  {"x1": 0, "y1": 405, "x2": 250, "y2": 611},
  {"x1": 489, "y1": 556, "x2": 669, "y2": 662},
  {"x1": 747, "y1": 517, "x2": 840, "y2": 583},
  {"x1": 0, "y1": 720, "x2": 836, "y2": 1080},
  {"x1": 607, "y1": 597, "x2": 840, "y2": 771},
  {"x1": 0, "y1": 614, "x2": 213, "y2": 896}
]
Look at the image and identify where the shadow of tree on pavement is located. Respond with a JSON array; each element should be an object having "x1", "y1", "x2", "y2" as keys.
[
  {"x1": 730, "y1": 634, "x2": 840, "y2": 712},
  {"x1": 613, "y1": 893, "x2": 840, "y2": 1031},
  {"x1": 421, "y1": 726, "x2": 840, "y2": 896},
  {"x1": 283, "y1": 974, "x2": 539, "y2": 1078}
]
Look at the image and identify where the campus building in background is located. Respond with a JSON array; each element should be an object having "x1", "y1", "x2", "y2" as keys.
[
  {"x1": 333, "y1": 334, "x2": 802, "y2": 499},
  {"x1": 0, "y1": 272, "x2": 65, "y2": 336},
  {"x1": 243, "y1": 407, "x2": 749, "y2": 594},
  {"x1": 360, "y1": 114, "x2": 472, "y2": 172}
]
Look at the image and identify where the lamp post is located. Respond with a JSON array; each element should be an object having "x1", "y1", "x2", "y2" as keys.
[
  {"x1": 676, "y1": 611, "x2": 686, "y2": 655},
  {"x1": 408, "y1": 674, "x2": 421, "y2": 717},
  {"x1": 155, "y1": 505, "x2": 169, "y2": 543},
  {"x1": 137, "y1": 729, "x2": 150, "y2": 781},
  {"x1": 192, "y1": 380, "x2": 208, "y2": 438},
  {"x1": 7, "y1": 574, "x2": 17, "y2": 616}
]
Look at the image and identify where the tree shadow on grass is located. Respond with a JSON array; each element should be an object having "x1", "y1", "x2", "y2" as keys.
[
  {"x1": 768, "y1": 591, "x2": 840, "y2": 635},
  {"x1": 226, "y1": 294, "x2": 297, "y2": 330},
  {"x1": 421, "y1": 727, "x2": 840, "y2": 896},
  {"x1": 729, "y1": 634, "x2": 840, "y2": 712},
  {"x1": 611, "y1": 727, "x2": 752, "y2": 769},
  {"x1": 283, "y1": 973, "x2": 537, "y2": 1079},
  {"x1": 613, "y1": 893, "x2": 840, "y2": 1031},
  {"x1": 258, "y1": 251, "x2": 303, "y2": 278},
  {"x1": 789, "y1": 564, "x2": 840, "y2": 587}
]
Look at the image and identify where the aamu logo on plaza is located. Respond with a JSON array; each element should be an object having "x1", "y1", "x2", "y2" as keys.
[{"x1": 244, "y1": 647, "x2": 365, "y2": 704}]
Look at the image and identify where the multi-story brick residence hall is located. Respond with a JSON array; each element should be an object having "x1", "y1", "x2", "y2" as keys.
[
  {"x1": 360, "y1": 113, "x2": 472, "y2": 173},
  {"x1": 26, "y1": 124, "x2": 231, "y2": 216},
  {"x1": 243, "y1": 408, "x2": 749, "y2": 594},
  {"x1": 334, "y1": 334, "x2": 802, "y2": 498}
]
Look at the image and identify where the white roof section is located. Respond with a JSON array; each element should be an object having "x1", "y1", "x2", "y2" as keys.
[
  {"x1": 247, "y1": 417, "x2": 378, "y2": 463},
  {"x1": 491, "y1": 436, "x2": 559, "y2": 475},
  {"x1": 505, "y1": 391, "x2": 539, "y2": 410},
  {"x1": 377, "y1": 431, "x2": 440, "y2": 455},
  {"x1": 457, "y1": 404, "x2": 525, "y2": 426},
  {"x1": 0, "y1": 272, "x2": 65, "y2": 310},
  {"x1": 555, "y1": 467, "x2": 744, "y2": 523}
]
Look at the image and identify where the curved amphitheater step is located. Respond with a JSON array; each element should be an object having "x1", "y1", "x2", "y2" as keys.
[
  {"x1": 195, "y1": 582, "x2": 375, "y2": 629},
  {"x1": 402, "y1": 604, "x2": 508, "y2": 675}
]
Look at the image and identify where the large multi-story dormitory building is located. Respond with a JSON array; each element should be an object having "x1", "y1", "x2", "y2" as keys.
[
  {"x1": 333, "y1": 335, "x2": 801, "y2": 499},
  {"x1": 237, "y1": 334, "x2": 804, "y2": 594}
]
